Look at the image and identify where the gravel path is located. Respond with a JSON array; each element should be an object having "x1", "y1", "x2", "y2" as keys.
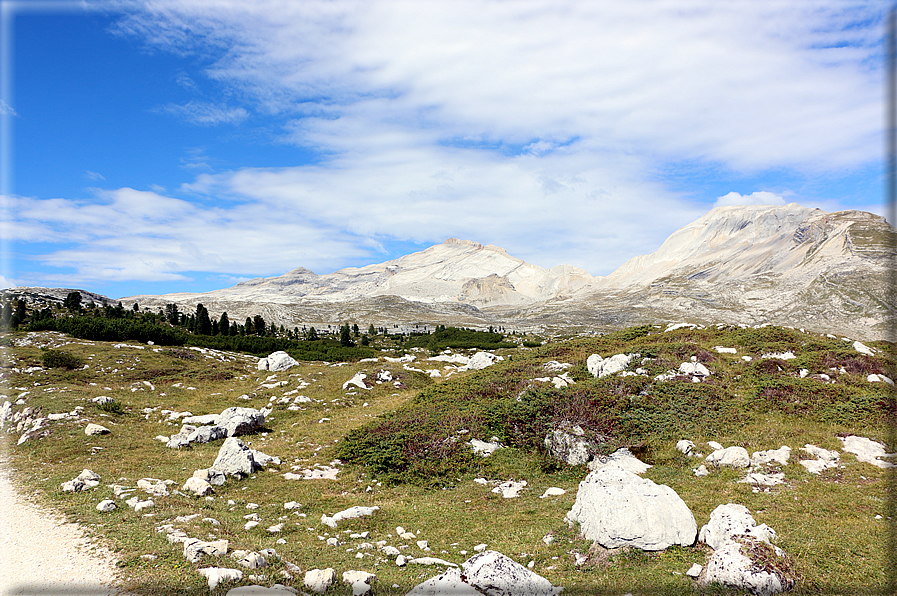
[{"x1": 0, "y1": 451, "x2": 126, "y2": 595}]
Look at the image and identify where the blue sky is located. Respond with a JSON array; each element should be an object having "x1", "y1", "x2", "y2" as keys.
[{"x1": 1, "y1": 0, "x2": 887, "y2": 299}]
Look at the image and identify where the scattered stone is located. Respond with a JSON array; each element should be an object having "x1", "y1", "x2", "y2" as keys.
[
  {"x1": 839, "y1": 435, "x2": 896, "y2": 468},
  {"x1": 761, "y1": 351, "x2": 796, "y2": 360},
  {"x1": 751, "y1": 447, "x2": 791, "y2": 467},
  {"x1": 61, "y1": 469, "x2": 100, "y2": 492},
  {"x1": 706, "y1": 446, "x2": 750, "y2": 469},
  {"x1": 867, "y1": 373, "x2": 894, "y2": 385},
  {"x1": 714, "y1": 347, "x2": 737, "y2": 354},
  {"x1": 462, "y1": 352, "x2": 503, "y2": 371},
  {"x1": 182, "y1": 413, "x2": 220, "y2": 426},
  {"x1": 183, "y1": 476, "x2": 214, "y2": 497},
  {"x1": 193, "y1": 468, "x2": 227, "y2": 486},
  {"x1": 96, "y1": 499, "x2": 116, "y2": 512},
  {"x1": 587, "y1": 353, "x2": 634, "y2": 378},
  {"x1": 699, "y1": 504, "x2": 777, "y2": 550},
  {"x1": 238, "y1": 552, "x2": 268, "y2": 569},
  {"x1": 566, "y1": 466, "x2": 697, "y2": 551},
  {"x1": 694, "y1": 465, "x2": 709, "y2": 477},
  {"x1": 686, "y1": 563, "x2": 702, "y2": 578},
  {"x1": 469, "y1": 438, "x2": 503, "y2": 457},
  {"x1": 84, "y1": 423, "x2": 110, "y2": 436},
  {"x1": 343, "y1": 570, "x2": 376, "y2": 596},
  {"x1": 184, "y1": 538, "x2": 229, "y2": 563},
  {"x1": 304, "y1": 568, "x2": 336, "y2": 594},
  {"x1": 91, "y1": 396, "x2": 114, "y2": 405},
  {"x1": 543, "y1": 423, "x2": 602, "y2": 466},
  {"x1": 198, "y1": 567, "x2": 243, "y2": 590},
  {"x1": 540, "y1": 487, "x2": 566, "y2": 498},
  {"x1": 406, "y1": 567, "x2": 482, "y2": 596},
  {"x1": 396, "y1": 554, "x2": 407, "y2": 566},
  {"x1": 697, "y1": 537, "x2": 795, "y2": 595},
  {"x1": 211, "y1": 437, "x2": 262, "y2": 478},
  {"x1": 852, "y1": 341, "x2": 875, "y2": 356},
  {"x1": 218, "y1": 407, "x2": 266, "y2": 437},
  {"x1": 678, "y1": 362, "x2": 711, "y2": 377},
  {"x1": 321, "y1": 505, "x2": 380, "y2": 528},
  {"x1": 343, "y1": 372, "x2": 371, "y2": 390},
  {"x1": 676, "y1": 440, "x2": 696, "y2": 456},
  {"x1": 738, "y1": 472, "x2": 785, "y2": 487},
  {"x1": 137, "y1": 478, "x2": 171, "y2": 497},
  {"x1": 707, "y1": 441, "x2": 724, "y2": 450},
  {"x1": 474, "y1": 544, "x2": 488, "y2": 552},
  {"x1": 798, "y1": 444, "x2": 840, "y2": 474},
  {"x1": 134, "y1": 499, "x2": 155, "y2": 513},
  {"x1": 492, "y1": 480, "x2": 527, "y2": 498}
]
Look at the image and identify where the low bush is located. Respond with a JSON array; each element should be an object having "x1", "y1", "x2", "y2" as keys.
[{"x1": 40, "y1": 348, "x2": 84, "y2": 369}]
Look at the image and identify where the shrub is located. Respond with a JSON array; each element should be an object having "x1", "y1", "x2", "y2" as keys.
[{"x1": 41, "y1": 349, "x2": 84, "y2": 370}]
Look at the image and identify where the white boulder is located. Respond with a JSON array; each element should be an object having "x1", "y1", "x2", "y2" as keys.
[
  {"x1": 543, "y1": 425, "x2": 600, "y2": 466},
  {"x1": 566, "y1": 467, "x2": 697, "y2": 551},
  {"x1": 84, "y1": 423, "x2": 110, "y2": 436},
  {"x1": 586, "y1": 353, "x2": 633, "y2": 378},
  {"x1": 751, "y1": 446, "x2": 791, "y2": 467},
  {"x1": 257, "y1": 351, "x2": 299, "y2": 371},
  {"x1": 463, "y1": 352, "x2": 503, "y2": 371},
  {"x1": 706, "y1": 446, "x2": 750, "y2": 469},
  {"x1": 462, "y1": 550, "x2": 561, "y2": 596},
  {"x1": 406, "y1": 567, "x2": 483, "y2": 596},
  {"x1": 217, "y1": 407, "x2": 265, "y2": 437},
  {"x1": 304, "y1": 568, "x2": 336, "y2": 594},
  {"x1": 183, "y1": 476, "x2": 214, "y2": 497},
  {"x1": 343, "y1": 372, "x2": 370, "y2": 390},
  {"x1": 211, "y1": 437, "x2": 262, "y2": 478},
  {"x1": 343, "y1": 570, "x2": 376, "y2": 596},
  {"x1": 198, "y1": 567, "x2": 243, "y2": 590},
  {"x1": 469, "y1": 438, "x2": 502, "y2": 456},
  {"x1": 699, "y1": 504, "x2": 777, "y2": 550},
  {"x1": 698, "y1": 538, "x2": 795, "y2": 596}
]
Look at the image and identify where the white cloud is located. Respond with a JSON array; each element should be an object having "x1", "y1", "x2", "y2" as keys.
[
  {"x1": 0, "y1": 100, "x2": 17, "y2": 117},
  {"x1": 85, "y1": 170, "x2": 106, "y2": 181},
  {"x1": 115, "y1": 0, "x2": 883, "y2": 170},
  {"x1": 158, "y1": 101, "x2": 249, "y2": 126},
  {"x1": 714, "y1": 191, "x2": 788, "y2": 208}
]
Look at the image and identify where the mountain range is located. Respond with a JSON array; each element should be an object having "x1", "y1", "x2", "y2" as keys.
[
  {"x1": 8, "y1": 203, "x2": 894, "y2": 340},
  {"x1": 110, "y1": 203, "x2": 894, "y2": 341}
]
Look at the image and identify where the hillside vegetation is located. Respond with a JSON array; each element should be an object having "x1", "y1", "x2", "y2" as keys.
[{"x1": 0, "y1": 323, "x2": 894, "y2": 595}]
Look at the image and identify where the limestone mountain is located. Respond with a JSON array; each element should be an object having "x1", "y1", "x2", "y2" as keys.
[{"x1": 519, "y1": 203, "x2": 896, "y2": 340}]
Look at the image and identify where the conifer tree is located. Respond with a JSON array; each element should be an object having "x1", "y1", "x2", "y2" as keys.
[{"x1": 219, "y1": 312, "x2": 230, "y2": 336}]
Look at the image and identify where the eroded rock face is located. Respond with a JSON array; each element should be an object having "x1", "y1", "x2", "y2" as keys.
[
  {"x1": 217, "y1": 407, "x2": 265, "y2": 437},
  {"x1": 699, "y1": 504, "x2": 777, "y2": 550},
  {"x1": 566, "y1": 467, "x2": 697, "y2": 551},
  {"x1": 698, "y1": 538, "x2": 795, "y2": 596}
]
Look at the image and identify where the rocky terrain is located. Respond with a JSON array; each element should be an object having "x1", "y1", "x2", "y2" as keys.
[{"x1": 0, "y1": 323, "x2": 892, "y2": 594}]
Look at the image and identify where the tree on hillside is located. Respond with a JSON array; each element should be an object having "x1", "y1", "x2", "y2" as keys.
[
  {"x1": 165, "y1": 303, "x2": 180, "y2": 325},
  {"x1": 219, "y1": 312, "x2": 230, "y2": 336},
  {"x1": 64, "y1": 291, "x2": 82, "y2": 313},
  {"x1": 195, "y1": 303, "x2": 212, "y2": 335},
  {"x1": 352, "y1": 323, "x2": 360, "y2": 337},
  {"x1": 340, "y1": 323, "x2": 353, "y2": 347},
  {"x1": 368, "y1": 324, "x2": 375, "y2": 336},
  {"x1": 252, "y1": 315, "x2": 266, "y2": 336},
  {"x1": 306, "y1": 326, "x2": 318, "y2": 341}
]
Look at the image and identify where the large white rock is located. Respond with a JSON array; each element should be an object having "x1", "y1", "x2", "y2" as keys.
[
  {"x1": 304, "y1": 568, "x2": 336, "y2": 594},
  {"x1": 839, "y1": 435, "x2": 896, "y2": 468},
  {"x1": 462, "y1": 550, "x2": 561, "y2": 596},
  {"x1": 464, "y1": 352, "x2": 503, "y2": 371},
  {"x1": 84, "y1": 423, "x2": 110, "y2": 436},
  {"x1": 679, "y1": 362, "x2": 711, "y2": 377},
  {"x1": 257, "y1": 351, "x2": 299, "y2": 371},
  {"x1": 320, "y1": 505, "x2": 379, "y2": 528},
  {"x1": 343, "y1": 372, "x2": 370, "y2": 390},
  {"x1": 218, "y1": 407, "x2": 265, "y2": 437},
  {"x1": 343, "y1": 570, "x2": 376, "y2": 596},
  {"x1": 211, "y1": 437, "x2": 262, "y2": 478},
  {"x1": 183, "y1": 476, "x2": 214, "y2": 497},
  {"x1": 698, "y1": 538, "x2": 795, "y2": 596},
  {"x1": 491, "y1": 481, "x2": 527, "y2": 498},
  {"x1": 469, "y1": 438, "x2": 502, "y2": 457},
  {"x1": 706, "y1": 446, "x2": 750, "y2": 468},
  {"x1": 566, "y1": 467, "x2": 697, "y2": 551},
  {"x1": 198, "y1": 567, "x2": 243, "y2": 590},
  {"x1": 586, "y1": 353, "x2": 633, "y2": 378},
  {"x1": 699, "y1": 504, "x2": 777, "y2": 550}
]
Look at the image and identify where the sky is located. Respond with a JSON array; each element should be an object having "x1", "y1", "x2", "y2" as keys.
[{"x1": 0, "y1": 0, "x2": 888, "y2": 299}]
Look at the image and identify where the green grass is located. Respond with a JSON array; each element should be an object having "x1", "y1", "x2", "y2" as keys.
[{"x1": 1, "y1": 325, "x2": 894, "y2": 594}]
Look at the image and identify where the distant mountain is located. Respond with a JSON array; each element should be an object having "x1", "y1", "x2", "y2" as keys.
[
  {"x1": 34, "y1": 203, "x2": 894, "y2": 341},
  {"x1": 125, "y1": 238, "x2": 593, "y2": 309}
]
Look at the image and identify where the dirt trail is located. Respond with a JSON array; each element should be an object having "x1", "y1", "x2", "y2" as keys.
[{"x1": 0, "y1": 450, "x2": 125, "y2": 595}]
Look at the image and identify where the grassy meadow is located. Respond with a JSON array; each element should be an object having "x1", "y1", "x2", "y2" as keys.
[{"x1": 0, "y1": 324, "x2": 894, "y2": 595}]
